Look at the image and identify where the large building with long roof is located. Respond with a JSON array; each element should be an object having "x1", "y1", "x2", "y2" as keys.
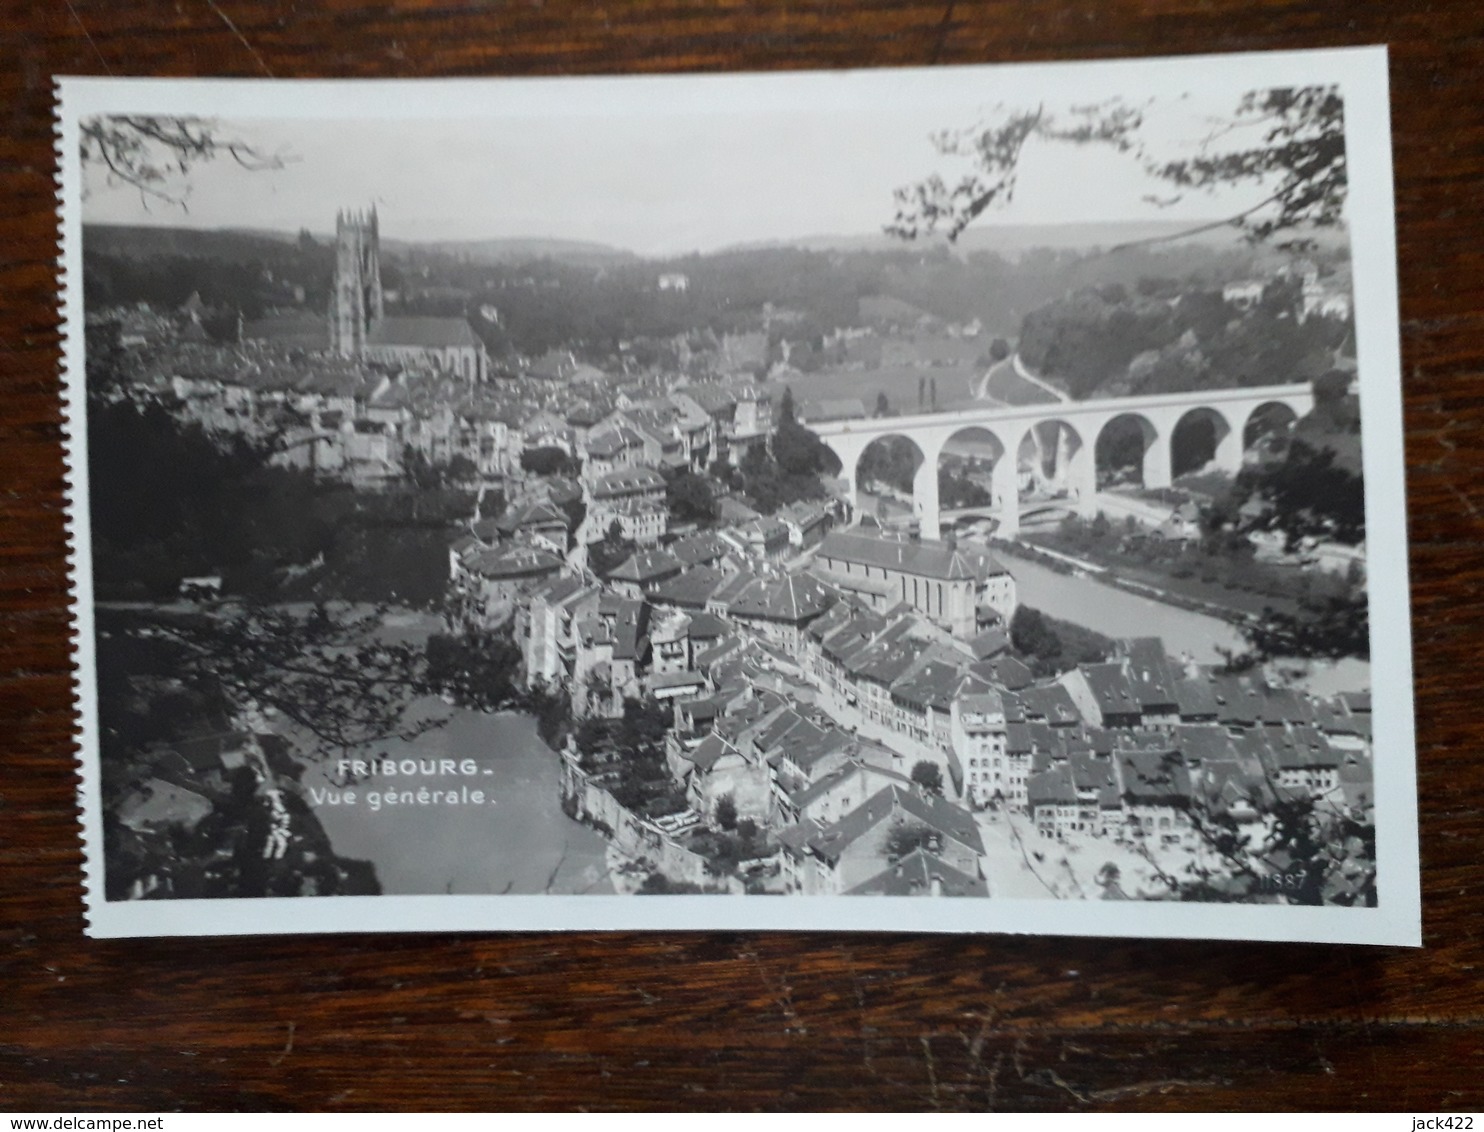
[{"x1": 813, "y1": 530, "x2": 1016, "y2": 638}]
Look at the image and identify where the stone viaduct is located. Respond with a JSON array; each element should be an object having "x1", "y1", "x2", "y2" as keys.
[{"x1": 809, "y1": 382, "x2": 1314, "y2": 538}]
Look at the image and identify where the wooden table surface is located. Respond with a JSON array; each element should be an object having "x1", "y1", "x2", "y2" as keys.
[{"x1": 3, "y1": 0, "x2": 1483, "y2": 1112}]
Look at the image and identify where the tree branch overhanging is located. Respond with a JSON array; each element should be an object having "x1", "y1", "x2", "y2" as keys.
[
  {"x1": 886, "y1": 85, "x2": 1346, "y2": 250},
  {"x1": 80, "y1": 114, "x2": 293, "y2": 208}
]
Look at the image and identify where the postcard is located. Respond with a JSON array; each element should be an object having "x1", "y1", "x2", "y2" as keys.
[{"x1": 58, "y1": 46, "x2": 1419, "y2": 942}]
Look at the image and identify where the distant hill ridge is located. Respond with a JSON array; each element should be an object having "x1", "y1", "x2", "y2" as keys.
[
  {"x1": 85, "y1": 224, "x2": 308, "y2": 260},
  {"x1": 384, "y1": 237, "x2": 638, "y2": 268},
  {"x1": 85, "y1": 218, "x2": 1347, "y2": 267},
  {"x1": 83, "y1": 224, "x2": 638, "y2": 268},
  {"x1": 728, "y1": 219, "x2": 1349, "y2": 258}
]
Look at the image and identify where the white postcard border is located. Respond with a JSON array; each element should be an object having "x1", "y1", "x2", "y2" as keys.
[{"x1": 58, "y1": 45, "x2": 1421, "y2": 943}]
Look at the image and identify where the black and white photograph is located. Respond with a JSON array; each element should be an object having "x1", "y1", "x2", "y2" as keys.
[{"x1": 59, "y1": 49, "x2": 1418, "y2": 941}]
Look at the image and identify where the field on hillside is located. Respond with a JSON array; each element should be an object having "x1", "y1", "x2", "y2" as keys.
[{"x1": 784, "y1": 364, "x2": 981, "y2": 416}]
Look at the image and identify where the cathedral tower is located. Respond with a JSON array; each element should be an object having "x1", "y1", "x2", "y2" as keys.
[{"x1": 329, "y1": 206, "x2": 384, "y2": 357}]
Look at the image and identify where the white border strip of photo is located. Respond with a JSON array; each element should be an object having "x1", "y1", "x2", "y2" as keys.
[{"x1": 58, "y1": 45, "x2": 1420, "y2": 943}]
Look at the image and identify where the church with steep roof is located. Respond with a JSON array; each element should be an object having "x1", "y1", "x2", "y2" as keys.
[
  {"x1": 245, "y1": 208, "x2": 487, "y2": 382},
  {"x1": 329, "y1": 207, "x2": 488, "y2": 382}
]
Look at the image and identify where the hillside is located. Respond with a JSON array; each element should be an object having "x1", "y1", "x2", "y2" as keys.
[
  {"x1": 87, "y1": 218, "x2": 1349, "y2": 269},
  {"x1": 1016, "y1": 273, "x2": 1354, "y2": 401},
  {"x1": 84, "y1": 224, "x2": 305, "y2": 261},
  {"x1": 732, "y1": 220, "x2": 1350, "y2": 260},
  {"x1": 384, "y1": 237, "x2": 637, "y2": 269},
  {"x1": 82, "y1": 219, "x2": 1351, "y2": 372},
  {"x1": 84, "y1": 223, "x2": 639, "y2": 270}
]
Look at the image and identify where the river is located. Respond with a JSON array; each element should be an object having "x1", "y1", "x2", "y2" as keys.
[
  {"x1": 303, "y1": 706, "x2": 613, "y2": 896},
  {"x1": 1001, "y1": 547, "x2": 1370, "y2": 697}
]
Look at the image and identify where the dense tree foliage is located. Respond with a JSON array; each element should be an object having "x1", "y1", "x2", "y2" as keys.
[
  {"x1": 1016, "y1": 276, "x2": 1350, "y2": 402},
  {"x1": 88, "y1": 400, "x2": 332, "y2": 599},
  {"x1": 1040, "y1": 512, "x2": 1356, "y2": 621},
  {"x1": 735, "y1": 445, "x2": 828, "y2": 515},
  {"x1": 85, "y1": 249, "x2": 331, "y2": 320},
  {"x1": 103, "y1": 758, "x2": 380, "y2": 902},
  {"x1": 1242, "y1": 592, "x2": 1370, "y2": 661},
  {"x1": 938, "y1": 466, "x2": 993, "y2": 510},
  {"x1": 88, "y1": 215, "x2": 1280, "y2": 367},
  {"x1": 714, "y1": 793, "x2": 738, "y2": 831},
  {"x1": 636, "y1": 873, "x2": 706, "y2": 895},
  {"x1": 910, "y1": 761, "x2": 945, "y2": 796},
  {"x1": 88, "y1": 366, "x2": 490, "y2": 769},
  {"x1": 95, "y1": 612, "x2": 387, "y2": 901},
  {"x1": 665, "y1": 469, "x2": 720, "y2": 524},
  {"x1": 1202, "y1": 372, "x2": 1368, "y2": 659},
  {"x1": 772, "y1": 393, "x2": 842, "y2": 478},
  {"x1": 574, "y1": 697, "x2": 686, "y2": 818},
  {"x1": 588, "y1": 520, "x2": 637, "y2": 577},
  {"x1": 725, "y1": 403, "x2": 839, "y2": 515},
  {"x1": 1253, "y1": 445, "x2": 1365, "y2": 549},
  {"x1": 424, "y1": 627, "x2": 526, "y2": 712},
  {"x1": 1226, "y1": 371, "x2": 1364, "y2": 548},
  {"x1": 89, "y1": 400, "x2": 466, "y2": 606},
  {"x1": 1130, "y1": 751, "x2": 1375, "y2": 906},
  {"x1": 689, "y1": 822, "x2": 764, "y2": 878},
  {"x1": 1202, "y1": 372, "x2": 1361, "y2": 529},
  {"x1": 857, "y1": 436, "x2": 922, "y2": 496},
  {"x1": 884, "y1": 822, "x2": 942, "y2": 862},
  {"x1": 145, "y1": 602, "x2": 439, "y2": 754},
  {"x1": 403, "y1": 447, "x2": 477, "y2": 491},
  {"x1": 425, "y1": 629, "x2": 574, "y2": 747},
  {"x1": 1010, "y1": 605, "x2": 1116, "y2": 677},
  {"x1": 520, "y1": 445, "x2": 582, "y2": 478}
]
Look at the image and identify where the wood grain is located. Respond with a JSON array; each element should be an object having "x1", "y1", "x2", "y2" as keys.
[{"x1": 3, "y1": 0, "x2": 1483, "y2": 1111}]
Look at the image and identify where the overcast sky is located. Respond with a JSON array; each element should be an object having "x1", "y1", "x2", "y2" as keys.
[{"x1": 82, "y1": 87, "x2": 1290, "y2": 257}]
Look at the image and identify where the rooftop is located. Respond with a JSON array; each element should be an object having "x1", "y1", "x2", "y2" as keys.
[
  {"x1": 727, "y1": 573, "x2": 837, "y2": 625},
  {"x1": 1117, "y1": 749, "x2": 1193, "y2": 806},
  {"x1": 669, "y1": 531, "x2": 734, "y2": 568},
  {"x1": 607, "y1": 548, "x2": 683, "y2": 585},
  {"x1": 651, "y1": 670, "x2": 708, "y2": 691},
  {"x1": 807, "y1": 784, "x2": 983, "y2": 863},
  {"x1": 496, "y1": 498, "x2": 570, "y2": 534},
  {"x1": 956, "y1": 689, "x2": 1005, "y2": 717},
  {"x1": 1027, "y1": 766, "x2": 1078, "y2": 808},
  {"x1": 466, "y1": 545, "x2": 564, "y2": 579},
  {"x1": 889, "y1": 657, "x2": 964, "y2": 711},
  {"x1": 818, "y1": 531, "x2": 1009, "y2": 582},
  {"x1": 847, "y1": 847, "x2": 988, "y2": 898},
  {"x1": 241, "y1": 313, "x2": 331, "y2": 351},
  {"x1": 1018, "y1": 684, "x2": 1082, "y2": 727},
  {"x1": 592, "y1": 465, "x2": 667, "y2": 499},
  {"x1": 650, "y1": 565, "x2": 729, "y2": 610},
  {"x1": 1077, "y1": 663, "x2": 1141, "y2": 714},
  {"x1": 531, "y1": 574, "x2": 593, "y2": 608},
  {"x1": 367, "y1": 316, "x2": 482, "y2": 350}
]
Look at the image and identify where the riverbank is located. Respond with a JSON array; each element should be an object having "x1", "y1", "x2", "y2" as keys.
[
  {"x1": 298, "y1": 701, "x2": 613, "y2": 896},
  {"x1": 1015, "y1": 523, "x2": 1336, "y2": 624},
  {"x1": 998, "y1": 541, "x2": 1370, "y2": 695},
  {"x1": 998, "y1": 538, "x2": 1264, "y2": 628}
]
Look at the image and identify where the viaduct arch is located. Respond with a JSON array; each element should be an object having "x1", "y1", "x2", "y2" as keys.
[{"x1": 816, "y1": 383, "x2": 1313, "y2": 539}]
